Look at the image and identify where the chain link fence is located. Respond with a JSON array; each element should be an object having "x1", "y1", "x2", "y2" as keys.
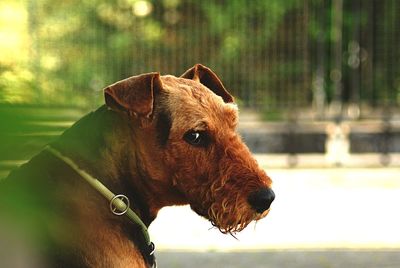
[{"x1": 1, "y1": 0, "x2": 399, "y2": 118}]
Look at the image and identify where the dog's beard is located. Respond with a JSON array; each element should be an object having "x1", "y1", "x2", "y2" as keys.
[
  {"x1": 207, "y1": 196, "x2": 259, "y2": 235},
  {"x1": 186, "y1": 176, "x2": 270, "y2": 235},
  {"x1": 190, "y1": 194, "x2": 263, "y2": 235}
]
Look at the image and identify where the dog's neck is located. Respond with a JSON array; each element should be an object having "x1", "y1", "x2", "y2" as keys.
[
  {"x1": 51, "y1": 105, "x2": 157, "y2": 226},
  {"x1": 52, "y1": 105, "x2": 188, "y2": 226}
]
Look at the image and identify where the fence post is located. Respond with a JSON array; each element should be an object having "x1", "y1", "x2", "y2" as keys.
[{"x1": 330, "y1": 0, "x2": 343, "y2": 119}]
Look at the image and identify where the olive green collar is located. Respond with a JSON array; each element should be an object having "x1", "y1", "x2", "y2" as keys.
[{"x1": 45, "y1": 146, "x2": 155, "y2": 266}]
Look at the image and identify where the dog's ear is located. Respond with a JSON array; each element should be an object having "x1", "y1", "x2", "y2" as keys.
[
  {"x1": 104, "y1": 73, "x2": 162, "y2": 118},
  {"x1": 181, "y1": 64, "x2": 234, "y2": 103}
]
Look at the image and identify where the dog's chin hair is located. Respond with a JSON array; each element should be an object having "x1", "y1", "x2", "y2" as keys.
[{"x1": 207, "y1": 198, "x2": 255, "y2": 235}]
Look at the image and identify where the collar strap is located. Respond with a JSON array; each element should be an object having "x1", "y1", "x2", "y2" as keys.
[{"x1": 45, "y1": 146, "x2": 156, "y2": 266}]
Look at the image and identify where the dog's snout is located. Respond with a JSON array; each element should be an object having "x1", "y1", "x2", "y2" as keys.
[{"x1": 248, "y1": 188, "x2": 275, "y2": 213}]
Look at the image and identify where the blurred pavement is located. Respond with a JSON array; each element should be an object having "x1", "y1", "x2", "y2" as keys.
[
  {"x1": 150, "y1": 165, "x2": 400, "y2": 267},
  {"x1": 155, "y1": 250, "x2": 400, "y2": 268}
]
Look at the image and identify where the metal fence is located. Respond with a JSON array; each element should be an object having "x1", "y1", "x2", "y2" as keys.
[{"x1": 1, "y1": 0, "x2": 398, "y2": 118}]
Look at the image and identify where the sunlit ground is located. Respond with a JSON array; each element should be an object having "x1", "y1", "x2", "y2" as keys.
[{"x1": 150, "y1": 166, "x2": 400, "y2": 251}]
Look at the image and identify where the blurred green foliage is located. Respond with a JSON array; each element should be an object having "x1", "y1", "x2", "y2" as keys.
[{"x1": 0, "y1": 0, "x2": 399, "y2": 109}]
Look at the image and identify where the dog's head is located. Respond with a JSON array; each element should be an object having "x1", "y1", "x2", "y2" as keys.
[{"x1": 104, "y1": 64, "x2": 274, "y2": 234}]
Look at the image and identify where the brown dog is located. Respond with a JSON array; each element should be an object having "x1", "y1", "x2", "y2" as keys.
[{"x1": 0, "y1": 64, "x2": 274, "y2": 267}]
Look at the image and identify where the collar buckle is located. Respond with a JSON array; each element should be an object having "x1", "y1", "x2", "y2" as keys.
[{"x1": 109, "y1": 194, "x2": 130, "y2": 216}]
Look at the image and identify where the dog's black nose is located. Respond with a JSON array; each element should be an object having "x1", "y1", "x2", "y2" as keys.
[{"x1": 248, "y1": 188, "x2": 275, "y2": 213}]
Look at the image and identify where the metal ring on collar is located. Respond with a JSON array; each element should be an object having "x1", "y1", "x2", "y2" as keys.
[
  {"x1": 109, "y1": 194, "x2": 130, "y2": 216},
  {"x1": 148, "y1": 242, "x2": 156, "y2": 256}
]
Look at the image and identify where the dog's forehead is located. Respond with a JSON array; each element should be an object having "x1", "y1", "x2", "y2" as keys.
[
  {"x1": 160, "y1": 75, "x2": 238, "y2": 130},
  {"x1": 161, "y1": 75, "x2": 212, "y2": 97}
]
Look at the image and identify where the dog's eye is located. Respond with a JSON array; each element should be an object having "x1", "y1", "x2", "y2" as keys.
[{"x1": 183, "y1": 131, "x2": 208, "y2": 147}]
